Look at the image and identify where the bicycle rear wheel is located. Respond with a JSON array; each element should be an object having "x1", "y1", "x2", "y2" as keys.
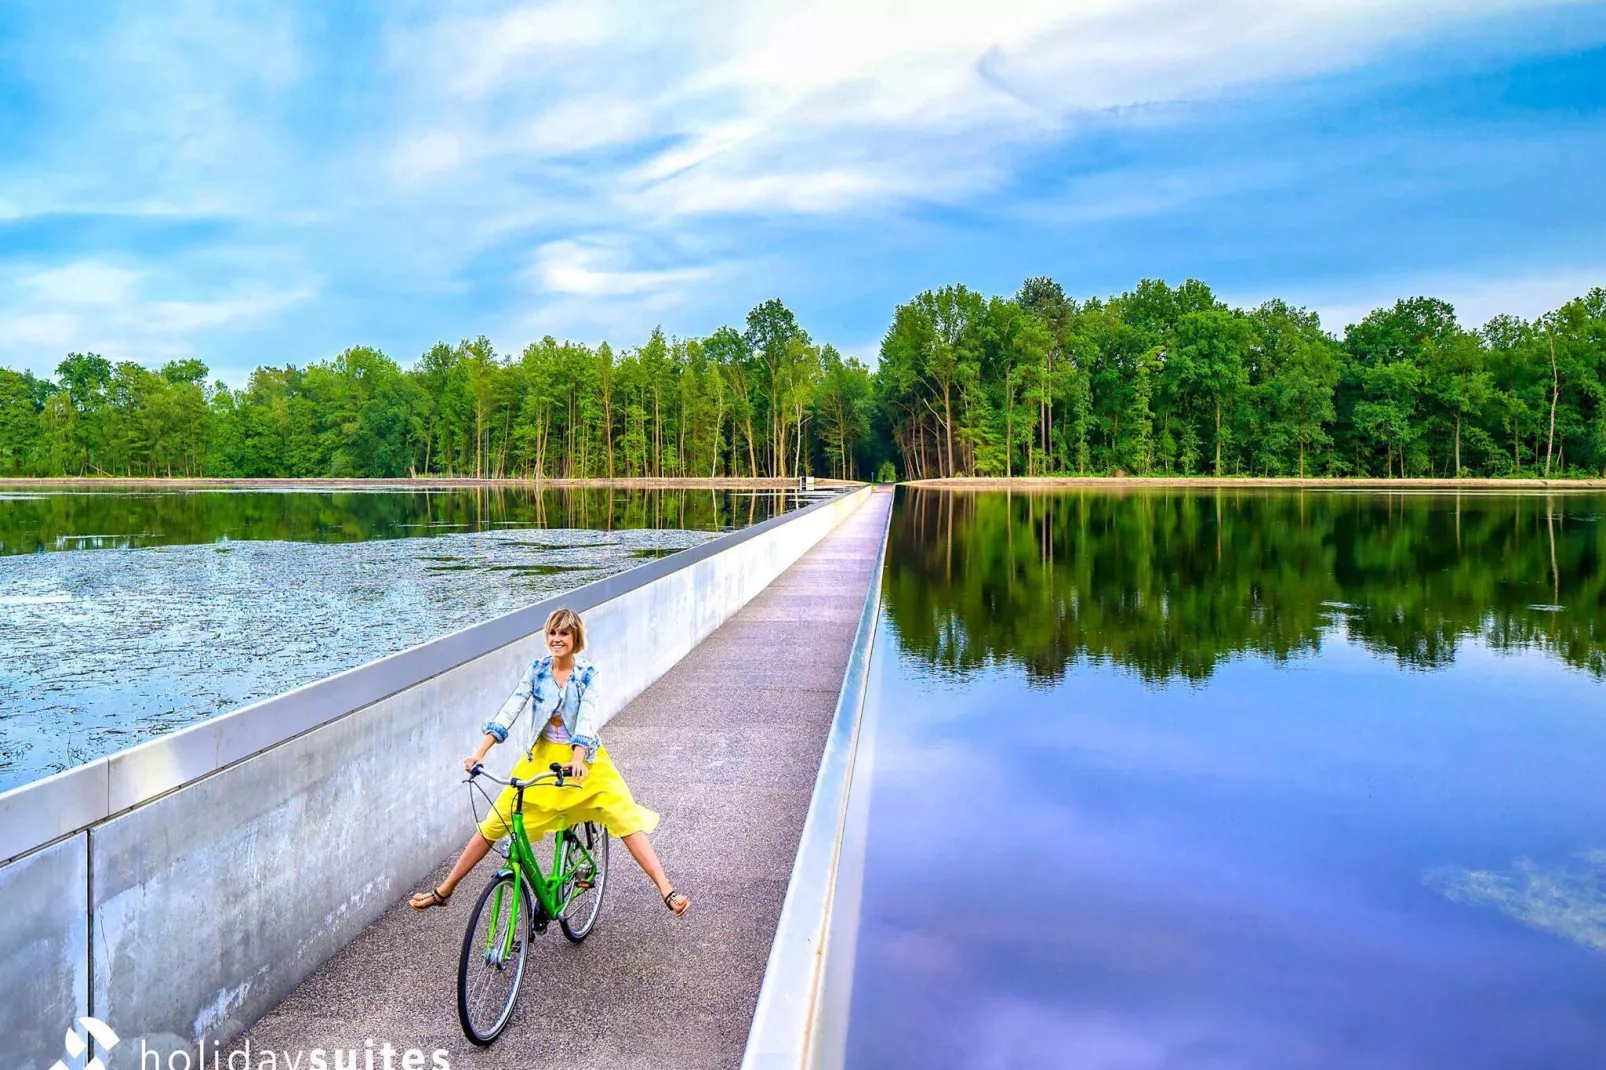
[
  {"x1": 559, "y1": 822, "x2": 610, "y2": 942},
  {"x1": 457, "y1": 870, "x2": 532, "y2": 1045}
]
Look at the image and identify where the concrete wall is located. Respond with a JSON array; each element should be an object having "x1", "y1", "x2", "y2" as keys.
[
  {"x1": 0, "y1": 833, "x2": 89, "y2": 1070},
  {"x1": 0, "y1": 485, "x2": 870, "y2": 1070}
]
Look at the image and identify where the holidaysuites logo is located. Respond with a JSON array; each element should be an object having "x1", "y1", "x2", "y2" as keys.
[
  {"x1": 50, "y1": 1017, "x2": 120, "y2": 1070},
  {"x1": 44, "y1": 1017, "x2": 450, "y2": 1070},
  {"x1": 139, "y1": 1039, "x2": 451, "y2": 1070}
]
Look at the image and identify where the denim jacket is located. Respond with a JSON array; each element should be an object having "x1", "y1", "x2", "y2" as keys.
[{"x1": 482, "y1": 656, "x2": 602, "y2": 761}]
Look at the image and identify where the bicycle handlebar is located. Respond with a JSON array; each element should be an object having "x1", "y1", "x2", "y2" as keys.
[{"x1": 466, "y1": 760, "x2": 581, "y2": 790}]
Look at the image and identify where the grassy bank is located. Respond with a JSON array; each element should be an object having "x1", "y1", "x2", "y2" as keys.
[
  {"x1": 907, "y1": 476, "x2": 1606, "y2": 490},
  {"x1": 0, "y1": 476, "x2": 861, "y2": 491}
]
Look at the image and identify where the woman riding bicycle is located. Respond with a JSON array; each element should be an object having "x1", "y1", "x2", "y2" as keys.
[{"x1": 410, "y1": 607, "x2": 691, "y2": 917}]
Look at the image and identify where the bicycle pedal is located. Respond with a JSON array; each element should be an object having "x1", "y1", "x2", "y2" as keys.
[{"x1": 574, "y1": 880, "x2": 593, "y2": 890}]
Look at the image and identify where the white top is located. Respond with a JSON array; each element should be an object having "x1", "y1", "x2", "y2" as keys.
[{"x1": 540, "y1": 678, "x2": 574, "y2": 744}]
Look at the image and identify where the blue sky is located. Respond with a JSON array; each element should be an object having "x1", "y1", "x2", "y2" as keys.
[{"x1": 1, "y1": 0, "x2": 1603, "y2": 385}]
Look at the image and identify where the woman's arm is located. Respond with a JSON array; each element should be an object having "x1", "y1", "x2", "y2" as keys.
[
  {"x1": 569, "y1": 664, "x2": 603, "y2": 763},
  {"x1": 464, "y1": 733, "x2": 499, "y2": 773},
  {"x1": 482, "y1": 662, "x2": 538, "y2": 747}
]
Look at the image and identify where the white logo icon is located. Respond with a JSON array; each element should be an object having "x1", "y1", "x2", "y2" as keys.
[{"x1": 49, "y1": 1017, "x2": 120, "y2": 1070}]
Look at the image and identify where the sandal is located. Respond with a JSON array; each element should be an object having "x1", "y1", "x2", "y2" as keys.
[
  {"x1": 663, "y1": 889, "x2": 691, "y2": 917},
  {"x1": 409, "y1": 887, "x2": 452, "y2": 911}
]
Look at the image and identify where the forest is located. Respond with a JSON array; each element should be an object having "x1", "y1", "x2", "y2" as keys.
[
  {"x1": 884, "y1": 488, "x2": 1606, "y2": 684},
  {"x1": 0, "y1": 277, "x2": 1602, "y2": 480}
]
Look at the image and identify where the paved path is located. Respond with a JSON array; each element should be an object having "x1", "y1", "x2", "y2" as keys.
[{"x1": 238, "y1": 487, "x2": 893, "y2": 1070}]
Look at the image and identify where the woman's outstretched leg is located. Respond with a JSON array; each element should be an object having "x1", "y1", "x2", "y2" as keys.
[
  {"x1": 621, "y1": 831, "x2": 690, "y2": 916},
  {"x1": 410, "y1": 832, "x2": 493, "y2": 909}
]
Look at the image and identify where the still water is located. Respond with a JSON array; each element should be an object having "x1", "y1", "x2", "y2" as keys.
[
  {"x1": 846, "y1": 488, "x2": 1606, "y2": 1069},
  {"x1": 0, "y1": 486, "x2": 805, "y2": 794}
]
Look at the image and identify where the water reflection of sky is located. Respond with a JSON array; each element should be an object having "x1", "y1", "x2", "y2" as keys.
[{"x1": 847, "y1": 626, "x2": 1606, "y2": 1069}]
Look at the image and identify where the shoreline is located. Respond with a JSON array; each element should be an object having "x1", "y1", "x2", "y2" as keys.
[
  {"x1": 0, "y1": 476, "x2": 859, "y2": 491},
  {"x1": 907, "y1": 476, "x2": 1606, "y2": 490},
  {"x1": 4, "y1": 474, "x2": 1603, "y2": 491}
]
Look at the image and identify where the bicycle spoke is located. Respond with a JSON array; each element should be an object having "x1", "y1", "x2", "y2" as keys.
[
  {"x1": 559, "y1": 823, "x2": 609, "y2": 942},
  {"x1": 458, "y1": 874, "x2": 529, "y2": 1045}
]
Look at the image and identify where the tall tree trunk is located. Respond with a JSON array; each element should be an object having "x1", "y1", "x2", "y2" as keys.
[
  {"x1": 943, "y1": 384, "x2": 954, "y2": 477},
  {"x1": 1214, "y1": 400, "x2": 1222, "y2": 476},
  {"x1": 1005, "y1": 382, "x2": 1013, "y2": 478},
  {"x1": 1545, "y1": 331, "x2": 1560, "y2": 478}
]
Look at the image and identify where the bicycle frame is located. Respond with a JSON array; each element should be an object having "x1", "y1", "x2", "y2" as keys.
[{"x1": 482, "y1": 784, "x2": 603, "y2": 963}]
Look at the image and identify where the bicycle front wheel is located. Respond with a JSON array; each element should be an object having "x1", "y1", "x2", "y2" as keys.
[
  {"x1": 457, "y1": 870, "x2": 532, "y2": 1045},
  {"x1": 559, "y1": 822, "x2": 610, "y2": 942}
]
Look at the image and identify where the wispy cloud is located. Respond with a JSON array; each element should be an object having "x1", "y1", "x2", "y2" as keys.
[
  {"x1": 1428, "y1": 849, "x2": 1606, "y2": 953},
  {"x1": 0, "y1": 258, "x2": 312, "y2": 367},
  {"x1": 529, "y1": 240, "x2": 718, "y2": 298},
  {"x1": 387, "y1": 0, "x2": 1591, "y2": 221},
  {"x1": 1260, "y1": 263, "x2": 1606, "y2": 334}
]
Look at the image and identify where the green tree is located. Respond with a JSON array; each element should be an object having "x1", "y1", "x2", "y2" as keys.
[{"x1": 1173, "y1": 309, "x2": 1253, "y2": 475}]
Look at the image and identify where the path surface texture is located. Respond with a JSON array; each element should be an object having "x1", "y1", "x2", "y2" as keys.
[{"x1": 239, "y1": 487, "x2": 893, "y2": 1070}]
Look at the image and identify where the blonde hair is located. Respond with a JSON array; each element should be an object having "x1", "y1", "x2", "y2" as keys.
[{"x1": 544, "y1": 607, "x2": 586, "y2": 654}]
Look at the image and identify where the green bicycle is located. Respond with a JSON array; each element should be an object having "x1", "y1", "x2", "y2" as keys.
[{"x1": 457, "y1": 761, "x2": 610, "y2": 1045}]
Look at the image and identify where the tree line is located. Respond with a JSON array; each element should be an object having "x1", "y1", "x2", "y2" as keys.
[
  {"x1": 1, "y1": 278, "x2": 1602, "y2": 480},
  {"x1": 884, "y1": 488, "x2": 1605, "y2": 685},
  {"x1": 0, "y1": 485, "x2": 795, "y2": 555}
]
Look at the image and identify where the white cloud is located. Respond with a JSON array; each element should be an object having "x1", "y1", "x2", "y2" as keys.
[
  {"x1": 0, "y1": 260, "x2": 313, "y2": 369},
  {"x1": 391, "y1": 129, "x2": 468, "y2": 183},
  {"x1": 421, "y1": 3, "x2": 617, "y2": 100},
  {"x1": 1428, "y1": 849, "x2": 1606, "y2": 954},
  {"x1": 25, "y1": 263, "x2": 143, "y2": 307},
  {"x1": 1265, "y1": 264, "x2": 1606, "y2": 333},
  {"x1": 529, "y1": 239, "x2": 716, "y2": 297}
]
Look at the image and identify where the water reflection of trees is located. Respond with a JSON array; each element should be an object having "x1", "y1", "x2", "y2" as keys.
[
  {"x1": 0, "y1": 487, "x2": 797, "y2": 555},
  {"x1": 885, "y1": 488, "x2": 1606, "y2": 684}
]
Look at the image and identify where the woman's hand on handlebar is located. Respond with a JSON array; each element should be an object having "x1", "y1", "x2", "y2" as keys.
[
  {"x1": 568, "y1": 746, "x2": 590, "y2": 783},
  {"x1": 464, "y1": 732, "x2": 498, "y2": 774}
]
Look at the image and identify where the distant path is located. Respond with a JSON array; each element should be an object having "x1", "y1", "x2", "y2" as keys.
[
  {"x1": 910, "y1": 476, "x2": 1606, "y2": 489},
  {"x1": 234, "y1": 487, "x2": 894, "y2": 1070}
]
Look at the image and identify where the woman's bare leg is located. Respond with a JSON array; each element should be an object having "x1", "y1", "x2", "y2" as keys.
[
  {"x1": 621, "y1": 831, "x2": 688, "y2": 913},
  {"x1": 410, "y1": 832, "x2": 493, "y2": 908}
]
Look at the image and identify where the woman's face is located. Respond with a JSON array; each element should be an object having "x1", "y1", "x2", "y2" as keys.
[{"x1": 547, "y1": 627, "x2": 575, "y2": 657}]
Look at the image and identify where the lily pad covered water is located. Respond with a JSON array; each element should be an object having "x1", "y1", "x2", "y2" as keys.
[
  {"x1": 846, "y1": 488, "x2": 1606, "y2": 1069},
  {"x1": 0, "y1": 486, "x2": 805, "y2": 793}
]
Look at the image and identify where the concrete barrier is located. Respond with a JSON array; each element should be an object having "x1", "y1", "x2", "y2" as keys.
[
  {"x1": 741, "y1": 493, "x2": 891, "y2": 1070},
  {"x1": 0, "y1": 485, "x2": 870, "y2": 1070}
]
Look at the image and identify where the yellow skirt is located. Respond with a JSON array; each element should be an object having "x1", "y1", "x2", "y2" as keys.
[{"x1": 478, "y1": 738, "x2": 659, "y2": 842}]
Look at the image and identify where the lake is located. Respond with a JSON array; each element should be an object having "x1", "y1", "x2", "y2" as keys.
[
  {"x1": 845, "y1": 487, "x2": 1606, "y2": 1069},
  {"x1": 0, "y1": 485, "x2": 808, "y2": 794}
]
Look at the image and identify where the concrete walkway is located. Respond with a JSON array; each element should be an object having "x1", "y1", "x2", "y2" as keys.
[{"x1": 237, "y1": 487, "x2": 893, "y2": 1070}]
